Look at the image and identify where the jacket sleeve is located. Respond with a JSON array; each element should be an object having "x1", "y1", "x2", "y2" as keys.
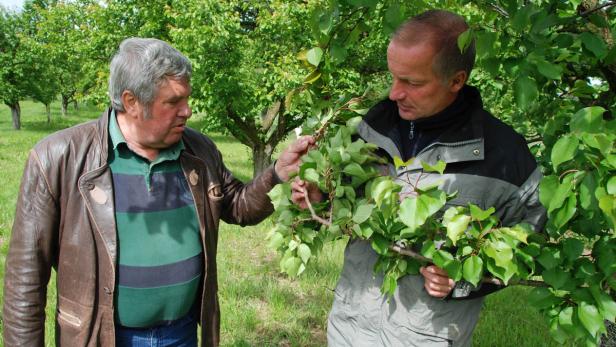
[
  {"x1": 3, "y1": 149, "x2": 58, "y2": 347},
  {"x1": 216, "y1": 149, "x2": 281, "y2": 226}
]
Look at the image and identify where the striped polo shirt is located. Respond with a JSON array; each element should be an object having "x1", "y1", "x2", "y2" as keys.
[{"x1": 108, "y1": 112, "x2": 203, "y2": 328}]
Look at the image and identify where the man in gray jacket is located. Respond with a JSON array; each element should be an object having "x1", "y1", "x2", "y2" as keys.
[{"x1": 292, "y1": 10, "x2": 545, "y2": 346}]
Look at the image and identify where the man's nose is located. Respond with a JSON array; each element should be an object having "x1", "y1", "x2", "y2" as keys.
[
  {"x1": 180, "y1": 103, "x2": 192, "y2": 118},
  {"x1": 389, "y1": 80, "x2": 404, "y2": 101}
]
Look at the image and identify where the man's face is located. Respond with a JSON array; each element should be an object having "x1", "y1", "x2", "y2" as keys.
[
  {"x1": 387, "y1": 40, "x2": 460, "y2": 121},
  {"x1": 135, "y1": 78, "x2": 192, "y2": 150}
]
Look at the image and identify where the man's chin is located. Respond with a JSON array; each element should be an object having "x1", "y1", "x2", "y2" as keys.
[{"x1": 398, "y1": 108, "x2": 419, "y2": 121}]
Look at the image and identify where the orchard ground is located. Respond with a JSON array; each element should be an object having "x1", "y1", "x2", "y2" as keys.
[{"x1": 0, "y1": 100, "x2": 579, "y2": 346}]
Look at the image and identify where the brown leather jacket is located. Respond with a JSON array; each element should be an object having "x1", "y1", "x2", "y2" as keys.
[{"x1": 3, "y1": 109, "x2": 279, "y2": 346}]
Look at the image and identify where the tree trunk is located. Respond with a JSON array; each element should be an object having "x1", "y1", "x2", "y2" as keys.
[
  {"x1": 61, "y1": 95, "x2": 69, "y2": 116},
  {"x1": 9, "y1": 102, "x2": 21, "y2": 130},
  {"x1": 46, "y1": 103, "x2": 51, "y2": 124},
  {"x1": 73, "y1": 100, "x2": 78, "y2": 111},
  {"x1": 252, "y1": 143, "x2": 274, "y2": 178}
]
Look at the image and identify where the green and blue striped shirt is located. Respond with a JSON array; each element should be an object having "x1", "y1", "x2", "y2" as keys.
[{"x1": 108, "y1": 112, "x2": 202, "y2": 328}]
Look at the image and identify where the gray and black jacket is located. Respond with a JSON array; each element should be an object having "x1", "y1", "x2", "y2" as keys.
[{"x1": 327, "y1": 86, "x2": 546, "y2": 347}]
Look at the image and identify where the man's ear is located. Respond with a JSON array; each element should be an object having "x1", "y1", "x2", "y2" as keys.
[
  {"x1": 121, "y1": 90, "x2": 141, "y2": 118},
  {"x1": 449, "y1": 71, "x2": 467, "y2": 93}
]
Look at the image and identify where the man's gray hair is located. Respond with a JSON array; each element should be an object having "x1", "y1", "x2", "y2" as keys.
[
  {"x1": 108, "y1": 38, "x2": 192, "y2": 114},
  {"x1": 393, "y1": 10, "x2": 475, "y2": 81}
]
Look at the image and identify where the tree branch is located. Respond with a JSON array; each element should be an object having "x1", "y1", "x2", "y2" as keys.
[
  {"x1": 225, "y1": 104, "x2": 260, "y2": 148},
  {"x1": 579, "y1": 1, "x2": 616, "y2": 17},
  {"x1": 302, "y1": 187, "x2": 331, "y2": 226},
  {"x1": 389, "y1": 245, "x2": 548, "y2": 287}
]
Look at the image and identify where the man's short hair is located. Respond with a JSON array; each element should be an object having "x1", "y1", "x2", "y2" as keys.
[
  {"x1": 393, "y1": 10, "x2": 475, "y2": 80},
  {"x1": 108, "y1": 38, "x2": 192, "y2": 116}
]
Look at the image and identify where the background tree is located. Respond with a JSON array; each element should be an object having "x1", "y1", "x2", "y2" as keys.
[{"x1": 0, "y1": 6, "x2": 45, "y2": 129}]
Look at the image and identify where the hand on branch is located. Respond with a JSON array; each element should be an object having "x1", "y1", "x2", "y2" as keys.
[
  {"x1": 420, "y1": 265, "x2": 455, "y2": 298},
  {"x1": 290, "y1": 179, "x2": 323, "y2": 210},
  {"x1": 274, "y1": 136, "x2": 315, "y2": 181}
]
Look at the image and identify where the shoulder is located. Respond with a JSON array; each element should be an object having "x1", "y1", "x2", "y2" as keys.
[
  {"x1": 32, "y1": 117, "x2": 103, "y2": 163},
  {"x1": 182, "y1": 127, "x2": 223, "y2": 163},
  {"x1": 476, "y1": 110, "x2": 537, "y2": 185}
]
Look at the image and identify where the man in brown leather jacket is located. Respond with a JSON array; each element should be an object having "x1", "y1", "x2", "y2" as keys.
[{"x1": 2, "y1": 38, "x2": 312, "y2": 347}]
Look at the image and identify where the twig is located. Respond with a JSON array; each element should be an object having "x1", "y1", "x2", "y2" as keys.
[
  {"x1": 390, "y1": 245, "x2": 432, "y2": 263},
  {"x1": 302, "y1": 188, "x2": 331, "y2": 226},
  {"x1": 559, "y1": 169, "x2": 580, "y2": 180},
  {"x1": 579, "y1": 1, "x2": 616, "y2": 17},
  {"x1": 482, "y1": 277, "x2": 548, "y2": 287}
]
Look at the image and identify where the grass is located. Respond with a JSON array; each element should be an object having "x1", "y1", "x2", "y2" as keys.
[{"x1": 0, "y1": 100, "x2": 579, "y2": 346}]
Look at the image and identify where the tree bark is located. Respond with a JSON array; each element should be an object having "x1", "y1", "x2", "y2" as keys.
[
  {"x1": 61, "y1": 95, "x2": 69, "y2": 116},
  {"x1": 251, "y1": 143, "x2": 274, "y2": 178},
  {"x1": 9, "y1": 102, "x2": 21, "y2": 130},
  {"x1": 73, "y1": 100, "x2": 78, "y2": 111},
  {"x1": 45, "y1": 103, "x2": 51, "y2": 124}
]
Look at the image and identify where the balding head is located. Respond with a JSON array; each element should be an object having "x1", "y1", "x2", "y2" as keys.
[{"x1": 392, "y1": 10, "x2": 475, "y2": 81}]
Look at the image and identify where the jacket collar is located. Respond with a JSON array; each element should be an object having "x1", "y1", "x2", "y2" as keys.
[{"x1": 358, "y1": 85, "x2": 486, "y2": 170}]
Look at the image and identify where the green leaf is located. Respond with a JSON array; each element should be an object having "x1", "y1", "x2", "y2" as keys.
[
  {"x1": 446, "y1": 214, "x2": 471, "y2": 246},
  {"x1": 297, "y1": 243, "x2": 312, "y2": 263},
  {"x1": 330, "y1": 44, "x2": 348, "y2": 63},
  {"x1": 547, "y1": 175, "x2": 574, "y2": 214},
  {"x1": 302, "y1": 168, "x2": 320, "y2": 184},
  {"x1": 469, "y1": 204, "x2": 495, "y2": 221},
  {"x1": 558, "y1": 307, "x2": 575, "y2": 335},
  {"x1": 552, "y1": 194, "x2": 577, "y2": 229},
  {"x1": 433, "y1": 250, "x2": 462, "y2": 281},
  {"x1": 580, "y1": 173, "x2": 598, "y2": 210},
  {"x1": 433, "y1": 249, "x2": 454, "y2": 269},
  {"x1": 318, "y1": 12, "x2": 332, "y2": 35},
  {"x1": 514, "y1": 75, "x2": 538, "y2": 110},
  {"x1": 371, "y1": 234, "x2": 391, "y2": 256},
  {"x1": 562, "y1": 238, "x2": 584, "y2": 261},
  {"x1": 537, "y1": 247, "x2": 562, "y2": 270},
  {"x1": 268, "y1": 232, "x2": 285, "y2": 249},
  {"x1": 528, "y1": 287, "x2": 561, "y2": 309},
  {"x1": 607, "y1": 176, "x2": 616, "y2": 195},
  {"x1": 306, "y1": 47, "x2": 324, "y2": 67},
  {"x1": 483, "y1": 240, "x2": 513, "y2": 269},
  {"x1": 571, "y1": 107, "x2": 605, "y2": 134},
  {"x1": 542, "y1": 268, "x2": 569, "y2": 289},
  {"x1": 551, "y1": 135, "x2": 579, "y2": 171},
  {"x1": 535, "y1": 60, "x2": 563, "y2": 80},
  {"x1": 590, "y1": 286, "x2": 616, "y2": 322},
  {"x1": 580, "y1": 32, "x2": 608, "y2": 59},
  {"x1": 353, "y1": 203, "x2": 374, "y2": 224},
  {"x1": 399, "y1": 190, "x2": 447, "y2": 233},
  {"x1": 457, "y1": 28, "x2": 473, "y2": 54},
  {"x1": 499, "y1": 224, "x2": 531, "y2": 244},
  {"x1": 539, "y1": 175, "x2": 559, "y2": 209},
  {"x1": 303, "y1": 69, "x2": 322, "y2": 84},
  {"x1": 282, "y1": 256, "x2": 303, "y2": 277},
  {"x1": 393, "y1": 156, "x2": 413, "y2": 169},
  {"x1": 343, "y1": 162, "x2": 366, "y2": 178},
  {"x1": 462, "y1": 255, "x2": 483, "y2": 287},
  {"x1": 578, "y1": 301, "x2": 605, "y2": 337},
  {"x1": 267, "y1": 184, "x2": 291, "y2": 210},
  {"x1": 421, "y1": 160, "x2": 446, "y2": 174}
]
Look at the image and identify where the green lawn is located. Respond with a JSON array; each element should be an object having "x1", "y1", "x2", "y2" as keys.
[{"x1": 0, "y1": 100, "x2": 577, "y2": 346}]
